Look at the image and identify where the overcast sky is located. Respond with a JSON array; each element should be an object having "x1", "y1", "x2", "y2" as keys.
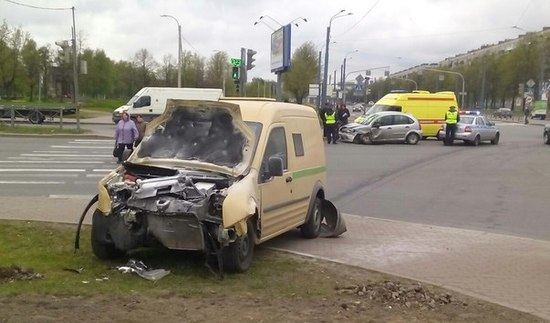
[{"x1": 2, "y1": 0, "x2": 550, "y2": 82}]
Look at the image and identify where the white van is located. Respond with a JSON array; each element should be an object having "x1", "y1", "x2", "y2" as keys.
[{"x1": 112, "y1": 87, "x2": 223, "y2": 123}]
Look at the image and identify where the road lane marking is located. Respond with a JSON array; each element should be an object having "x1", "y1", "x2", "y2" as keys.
[
  {"x1": 71, "y1": 139, "x2": 112, "y2": 142},
  {"x1": 85, "y1": 174, "x2": 108, "y2": 178},
  {"x1": 50, "y1": 145, "x2": 112, "y2": 149},
  {"x1": 0, "y1": 160, "x2": 105, "y2": 164},
  {"x1": 21, "y1": 154, "x2": 111, "y2": 157},
  {"x1": 0, "y1": 181, "x2": 66, "y2": 184},
  {"x1": 49, "y1": 194, "x2": 94, "y2": 199},
  {"x1": 0, "y1": 169, "x2": 85, "y2": 172},
  {"x1": 0, "y1": 174, "x2": 78, "y2": 178}
]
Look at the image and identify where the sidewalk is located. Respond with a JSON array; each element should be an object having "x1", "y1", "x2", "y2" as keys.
[{"x1": 266, "y1": 214, "x2": 550, "y2": 321}]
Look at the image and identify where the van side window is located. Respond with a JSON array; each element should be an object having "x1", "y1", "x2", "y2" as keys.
[
  {"x1": 292, "y1": 133, "x2": 304, "y2": 157},
  {"x1": 260, "y1": 127, "x2": 288, "y2": 182},
  {"x1": 134, "y1": 96, "x2": 151, "y2": 108}
]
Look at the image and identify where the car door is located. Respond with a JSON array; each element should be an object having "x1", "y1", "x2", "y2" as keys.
[
  {"x1": 390, "y1": 115, "x2": 414, "y2": 141},
  {"x1": 475, "y1": 116, "x2": 488, "y2": 140},
  {"x1": 258, "y1": 126, "x2": 296, "y2": 239},
  {"x1": 371, "y1": 115, "x2": 394, "y2": 142}
]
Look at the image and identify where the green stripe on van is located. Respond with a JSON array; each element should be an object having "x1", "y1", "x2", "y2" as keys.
[{"x1": 292, "y1": 166, "x2": 326, "y2": 179}]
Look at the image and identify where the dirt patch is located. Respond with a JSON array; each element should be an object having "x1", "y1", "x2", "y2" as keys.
[
  {"x1": 0, "y1": 266, "x2": 43, "y2": 282},
  {"x1": 0, "y1": 256, "x2": 544, "y2": 323}
]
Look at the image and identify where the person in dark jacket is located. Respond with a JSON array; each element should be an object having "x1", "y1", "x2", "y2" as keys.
[{"x1": 337, "y1": 104, "x2": 350, "y2": 126}]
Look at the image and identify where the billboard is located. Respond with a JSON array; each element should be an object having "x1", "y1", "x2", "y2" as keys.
[{"x1": 270, "y1": 24, "x2": 291, "y2": 73}]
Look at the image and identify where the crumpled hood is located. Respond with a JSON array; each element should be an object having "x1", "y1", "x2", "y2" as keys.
[{"x1": 128, "y1": 99, "x2": 255, "y2": 177}]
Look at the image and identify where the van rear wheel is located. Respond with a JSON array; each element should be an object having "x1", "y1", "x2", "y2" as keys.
[{"x1": 301, "y1": 197, "x2": 322, "y2": 239}]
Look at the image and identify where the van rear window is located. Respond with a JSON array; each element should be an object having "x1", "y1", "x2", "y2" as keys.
[{"x1": 369, "y1": 104, "x2": 402, "y2": 113}]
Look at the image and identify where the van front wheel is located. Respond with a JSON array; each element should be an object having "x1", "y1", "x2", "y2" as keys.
[
  {"x1": 222, "y1": 220, "x2": 255, "y2": 273},
  {"x1": 301, "y1": 197, "x2": 322, "y2": 239}
]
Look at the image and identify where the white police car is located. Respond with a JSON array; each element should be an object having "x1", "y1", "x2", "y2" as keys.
[{"x1": 437, "y1": 111, "x2": 500, "y2": 146}]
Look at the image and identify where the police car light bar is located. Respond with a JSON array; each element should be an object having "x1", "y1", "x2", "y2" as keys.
[{"x1": 459, "y1": 110, "x2": 481, "y2": 116}]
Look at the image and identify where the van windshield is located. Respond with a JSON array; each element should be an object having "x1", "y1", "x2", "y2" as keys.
[
  {"x1": 368, "y1": 104, "x2": 402, "y2": 114},
  {"x1": 136, "y1": 109, "x2": 252, "y2": 168},
  {"x1": 125, "y1": 95, "x2": 140, "y2": 106}
]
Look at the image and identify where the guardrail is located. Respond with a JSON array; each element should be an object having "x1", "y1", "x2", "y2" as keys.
[{"x1": 0, "y1": 106, "x2": 75, "y2": 128}]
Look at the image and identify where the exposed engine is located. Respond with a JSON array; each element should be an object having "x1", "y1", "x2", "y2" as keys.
[{"x1": 102, "y1": 164, "x2": 234, "y2": 252}]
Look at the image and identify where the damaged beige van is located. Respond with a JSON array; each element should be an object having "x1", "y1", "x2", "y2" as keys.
[{"x1": 84, "y1": 98, "x2": 346, "y2": 274}]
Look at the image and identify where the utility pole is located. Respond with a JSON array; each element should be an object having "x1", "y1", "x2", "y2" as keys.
[{"x1": 71, "y1": 7, "x2": 80, "y2": 130}]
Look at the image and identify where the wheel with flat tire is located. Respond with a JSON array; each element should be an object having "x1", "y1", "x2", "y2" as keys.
[
  {"x1": 91, "y1": 210, "x2": 126, "y2": 260},
  {"x1": 491, "y1": 133, "x2": 500, "y2": 145},
  {"x1": 544, "y1": 132, "x2": 550, "y2": 145},
  {"x1": 405, "y1": 133, "x2": 420, "y2": 145},
  {"x1": 301, "y1": 197, "x2": 322, "y2": 239},
  {"x1": 222, "y1": 220, "x2": 255, "y2": 273}
]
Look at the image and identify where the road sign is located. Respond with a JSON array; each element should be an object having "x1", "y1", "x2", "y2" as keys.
[
  {"x1": 355, "y1": 74, "x2": 364, "y2": 83},
  {"x1": 230, "y1": 58, "x2": 241, "y2": 67},
  {"x1": 526, "y1": 79, "x2": 535, "y2": 88}
]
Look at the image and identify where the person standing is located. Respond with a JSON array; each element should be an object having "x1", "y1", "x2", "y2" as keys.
[
  {"x1": 114, "y1": 111, "x2": 139, "y2": 163},
  {"x1": 324, "y1": 105, "x2": 338, "y2": 144},
  {"x1": 444, "y1": 106, "x2": 460, "y2": 146},
  {"x1": 134, "y1": 114, "x2": 147, "y2": 146},
  {"x1": 337, "y1": 104, "x2": 350, "y2": 126}
]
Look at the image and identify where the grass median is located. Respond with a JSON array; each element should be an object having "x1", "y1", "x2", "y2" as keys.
[
  {"x1": 0, "y1": 124, "x2": 89, "y2": 135},
  {"x1": 0, "y1": 220, "x2": 542, "y2": 322}
]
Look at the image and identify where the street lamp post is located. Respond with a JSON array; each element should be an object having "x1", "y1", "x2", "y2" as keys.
[
  {"x1": 421, "y1": 67, "x2": 465, "y2": 108},
  {"x1": 161, "y1": 14, "x2": 182, "y2": 88},
  {"x1": 342, "y1": 49, "x2": 358, "y2": 104},
  {"x1": 321, "y1": 10, "x2": 353, "y2": 109}
]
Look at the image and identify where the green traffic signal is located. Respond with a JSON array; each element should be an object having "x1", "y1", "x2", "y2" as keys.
[{"x1": 231, "y1": 66, "x2": 239, "y2": 80}]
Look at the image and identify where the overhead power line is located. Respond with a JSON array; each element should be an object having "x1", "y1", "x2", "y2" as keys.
[
  {"x1": 3, "y1": 0, "x2": 71, "y2": 10},
  {"x1": 336, "y1": 0, "x2": 381, "y2": 36}
]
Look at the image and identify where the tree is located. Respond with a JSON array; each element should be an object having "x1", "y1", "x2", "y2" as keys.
[
  {"x1": 0, "y1": 22, "x2": 26, "y2": 99},
  {"x1": 79, "y1": 49, "x2": 115, "y2": 98},
  {"x1": 20, "y1": 39, "x2": 41, "y2": 101},
  {"x1": 133, "y1": 48, "x2": 158, "y2": 89},
  {"x1": 182, "y1": 50, "x2": 205, "y2": 88},
  {"x1": 282, "y1": 42, "x2": 318, "y2": 103},
  {"x1": 158, "y1": 54, "x2": 176, "y2": 86},
  {"x1": 205, "y1": 51, "x2": 229, "y2": 90}
]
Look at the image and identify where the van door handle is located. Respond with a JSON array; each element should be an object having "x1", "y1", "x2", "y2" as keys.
[{"x1": 285, "y1": 176, "x2": 293, "y2": 183}]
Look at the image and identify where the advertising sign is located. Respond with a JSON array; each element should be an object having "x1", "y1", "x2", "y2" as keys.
[{"x1": 270, "y1": 24, "x2": 291, "y2": 73}]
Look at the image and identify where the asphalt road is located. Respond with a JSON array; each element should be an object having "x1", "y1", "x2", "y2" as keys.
[{"x1": 1, "y1": 119, "x2": 549, "y2": 241}]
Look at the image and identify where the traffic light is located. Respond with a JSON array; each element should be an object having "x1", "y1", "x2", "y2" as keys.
[
  {"x1": 246, "y1": 49, "x2": 257, "y2": 70},
  {"x1": 231, "y1": 66, "x2": 240, "y2": 80}
]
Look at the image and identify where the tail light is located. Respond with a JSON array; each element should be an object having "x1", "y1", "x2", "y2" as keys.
[{"x1": 464, "y1": 126, "x2": 472, "y2": 132}]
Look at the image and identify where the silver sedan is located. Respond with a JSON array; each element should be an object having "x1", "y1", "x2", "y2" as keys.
[
  {"x1": 339, "y1": 111, "x2": 423, "y2": 145},
  {"x1": 437, "y1": 112, "x2": 500, "y2": 145}
]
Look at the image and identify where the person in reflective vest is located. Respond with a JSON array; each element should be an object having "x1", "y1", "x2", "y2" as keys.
[
  {"x1": 324, "y1": 107, "x2": 338, "y2": 144},
  {"x1": 444, "y1": 106, "x2": 460, "y2": 146}
]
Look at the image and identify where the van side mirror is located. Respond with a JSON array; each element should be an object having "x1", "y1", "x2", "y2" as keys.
[{"x1": 267, "y1": 156, "x2": 284, "y2": 177}]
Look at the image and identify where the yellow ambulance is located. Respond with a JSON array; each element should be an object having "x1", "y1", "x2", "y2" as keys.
[{"x1": 355, "y1": 91, "x2": 458, "y2": 138}]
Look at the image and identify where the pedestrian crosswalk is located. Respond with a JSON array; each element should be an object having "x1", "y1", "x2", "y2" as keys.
[{"x1": 0, "y1": 138, "x2": 118, "y2": 197}]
